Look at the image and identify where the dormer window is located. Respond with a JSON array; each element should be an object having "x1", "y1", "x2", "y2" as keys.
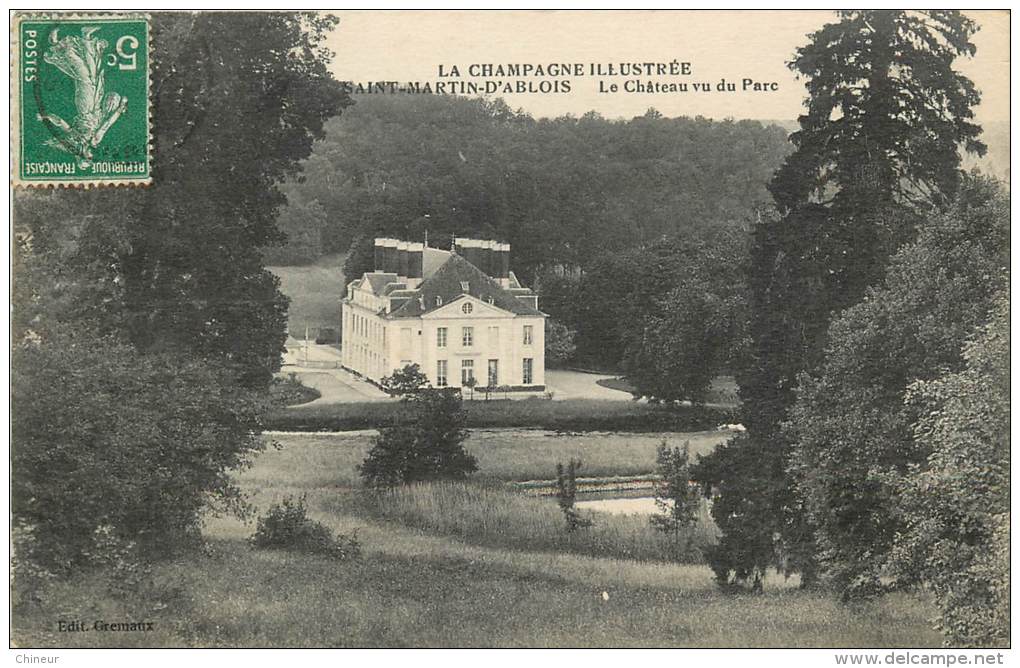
[
  {"x1": 435, "y1": 296, "x2": 443, "y2": 306},
  {"x1": 460, "y1": 281, "x2": 470, "y2": 292},
  {"x1": 462, "y1": 302, "x2": 473, "y2": 315},
  {"x1": 486, "y1": 296, "x2": 494, "y2": 305}
]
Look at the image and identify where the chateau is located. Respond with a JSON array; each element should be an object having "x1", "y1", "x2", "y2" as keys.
[{"x1": 341, "y1": 238, "x2": 546, "y2": 393}]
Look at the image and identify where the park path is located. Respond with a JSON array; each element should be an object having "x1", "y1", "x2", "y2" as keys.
[
  {"x1": 281, "y1": 341, "x2": 638, "y2": 404},
  {"x1": 545, "y1": 369, "x2": 633, "y2": 401},
  {"x1": 281, "y1": 339, "x2": 391, "y2": 404}
]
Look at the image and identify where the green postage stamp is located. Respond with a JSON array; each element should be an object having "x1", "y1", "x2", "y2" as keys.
[{"x1": 11, "y1": 14, "x2": 151, "y2": 186}]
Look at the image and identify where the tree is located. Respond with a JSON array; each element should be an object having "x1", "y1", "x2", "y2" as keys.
[
  {"x1": 555, "y1": 459, "x2": 592, "y2": 532},
  {"x1": 624, "y1": 253, "x2": 746, "y2": 404},
  {"x1": 463, "y1": 375, "x2": 478, "y2": 401},
  {"x1": 359, "y1": 388, "x2": 477, "y2": 488},
  {"x1": 575, "y1": 231, "x2": 746, "y2": 380},
  {"x1": 649, "y1": 442, "x2": 700, "y2": 561},
  {"x1": 342, "y1": 235, "x2": 378, "y2": 289},
  {"x1": 891, "y1": 295, "x2": 1009, "y2": 646},
  {"x1": 693, "y1": 10, "x2": 985, "y2": 590},
  {"x1": 544, "y1": 319, "x2": 577, "y2": 368},
  {"x1": 11, "y1": 12, "x2": 350, "y2": 569},
  {"x1": 771, "y1": 10, "x2": 984, "y2": 292},
  {"x1": 11, "y1": 330, "x2": 265, "y2": 571},
  {"x1": 787, "y1": 177, "x2": 1008, "y2": 598},
  {"x1": 380, "y1": 363, "x2": 430, "y2": 397},
  {"x1": 265, "y1": 195, "x2": 327, "y2": 265},
  {"x1": 276, "y1": 93, "x2": 791, "y2": 284}
]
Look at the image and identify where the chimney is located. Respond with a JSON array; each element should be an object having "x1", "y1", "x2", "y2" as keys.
[
  {"x1": 397, "y1": 241, "x2": 410, "y2": 278},
  {"x1": 374, "y1": 238, "x2": 385, "y2": 272},
  {"x1": 495, "y1": 241, "x2": 507, "y2": 283},
  {"x1": 406, "y1": 242, "x2": 424, "y2": 288},
  {"x1": 483, "y1": 240, "x2": 496, "y2": 277},
  {"x1": 457, "y1": 238, "x2": 475, "y2": 268},
  {"x1": 380, "y1": 238, "x2": 399, "y2": 274}
]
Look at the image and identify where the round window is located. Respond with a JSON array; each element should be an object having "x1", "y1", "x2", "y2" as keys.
[{"x1": 462, "y1": 302, "x2": 473, "y2": 314}]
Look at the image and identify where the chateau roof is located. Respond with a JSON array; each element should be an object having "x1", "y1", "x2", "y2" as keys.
[
  {"x1": 362, "y1": 272, "x2": 399, "y2": 295},
  {"x1": 387, "y1": 254, "x2": 544, "y2": 319}
]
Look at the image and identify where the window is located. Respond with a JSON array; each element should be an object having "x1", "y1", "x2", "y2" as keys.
[
  {"x1": 461, "y1": 359, "x2": 474, "y2": 385},
  {"x1": 488, "y1": 359, "x2": 499, "y2": 387},
  {"x1": 523, "y1": 325, "x2": 533, "y2": 346},
  {"x1": 486, "y1": 296, "x2": 494, "y2": 305},
  {"x1": 437, "y1": 327, "x2": 447, "y2": 348},
  {"x1": 460, "y1": 281, "x2": 470, "y2": 293},
  {"x1": 436, "y1": 360, "x2": 448, "y2": 387},
  {"x1": 462, "y1": 326, "x2": 473, "y2": 347},
  {"x1": 435, "y1": 296, "x2": 443, "y2": 307},
  {"x1": 462, "y1": 302, "x2": 473, "y2": 314},
  {"x1": 488, "y1": 326, "x2": 500, "y2": 347},
  {"x1": 523, "y1": 358, "x2": 533, "y2": 385}
]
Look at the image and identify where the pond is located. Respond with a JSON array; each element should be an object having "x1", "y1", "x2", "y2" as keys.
[{"x1": 572, "y1": 490, "x2": 672, "y2": 516}]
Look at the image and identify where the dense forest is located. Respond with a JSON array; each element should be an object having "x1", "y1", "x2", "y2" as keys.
[{"x1": 267, "y1": 93, "x2": 792, "y2": 282}]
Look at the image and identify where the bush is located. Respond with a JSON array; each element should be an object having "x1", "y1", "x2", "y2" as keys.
[
  {"x1": 270, "y1": 375, "x2": 321, "y2": 407},
  {"x1": 555, "y1": 459, "x2": 592, "y2": 532},
  {"x1": 380, "y1": 363, "x2": 430, "y2": 396},
  {"x1": 12, "y1": 333, "x2": 266, "y2": 572},
  {"x1": 250, "y1": 496, "x2": 360, "y2": 561},
  {"x1": 891, "y1": 296, "x2": 1009, "y2": 647},
  {"x1": 650, "y1": 441, "x2": 701, "y2": 561},
  {"x1": 545, "y1": 319, "x2": 577, "y2": 368},
  {"x1": 360, "y1": 388, "x2": 477, "y2": 487}
]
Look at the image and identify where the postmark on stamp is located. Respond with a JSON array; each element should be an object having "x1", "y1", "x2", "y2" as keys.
[{"x1": 11, "y1": 14, "x2": 151, "y2": 187}]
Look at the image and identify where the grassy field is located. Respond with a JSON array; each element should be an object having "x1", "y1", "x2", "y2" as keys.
[
  {"x1": 268, "y1": 253, "x2": 346, "y2": 336},
  {"x1": 13, "y1": 430, "x2": 942, "y2": 648},
  {"x1": 268, "y1": 397, "x2": 735, "y2": 432},
  {"x1": 259, "y1": 430, "x2": 730, "y2": 484},
  {"x1": 244, "y1": 430, "x2": 720, "y2": 562},
  {"x1": 345, "y1": 482, "x2": 717, "y2": 563}
]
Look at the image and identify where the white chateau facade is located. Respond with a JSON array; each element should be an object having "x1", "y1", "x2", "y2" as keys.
[{"x1": 341, "y1": 238, "x2": 546, "y2": 392}]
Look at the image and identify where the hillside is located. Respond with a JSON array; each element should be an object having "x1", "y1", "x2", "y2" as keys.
[
  {"x1": 271, "y1": 94, "x2": 794, "y2": 281},
  {"x1": 269, "y1": 253, "x2": 346, "y2": 337}
]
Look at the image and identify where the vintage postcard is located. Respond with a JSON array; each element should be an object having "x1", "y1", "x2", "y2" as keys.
[{"x1": 8, "y1": 8, "x2": 1011, "y2": 660}]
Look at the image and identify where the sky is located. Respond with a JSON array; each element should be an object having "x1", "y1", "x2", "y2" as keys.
[{"x1": 325, "y1": 10, "x2": 1009, "y2": 124}]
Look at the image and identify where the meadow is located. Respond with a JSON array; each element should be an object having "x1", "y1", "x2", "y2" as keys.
[
  {"x1": 13, "y1": 429, "x2": 942, "y2": 648},
  {"x1": 267, "y1": 253, "x2": 346, "y2": 335},
  {"x1": 259, "y1": 429, "x2": 730, "y2": 484}
]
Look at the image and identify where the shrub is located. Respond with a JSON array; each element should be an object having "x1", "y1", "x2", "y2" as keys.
[
  {"x1": 250, "y1": 496, "x2": 360, "y2": 561},
  {"x1": 11, "y1": 526, "x2": 56, "y2": 611},
  {"x1": 270, "y1": 375, "x2": 321, "y2": 407},
  {"x1": 555, "y1": 459, "x2": 592, "y2": 532},
  {"x1": 360, "y1": 388, "x2": 477, "y2": 487},
  {"x1": 545, "y1": 319, "x2": 577, "y2": 368},
  {"x1": 12, "y1": 333, "x2": 265, "y2": 572},
  {"x1": 380, "y1": 363, "x2": 430, "y2": 397},
  {"x1": 650, "y1": 441, "x2": 701, "y2": 561},
  {"x1": 891, "y1": 296, "x2": 1009, "y2": 647}
]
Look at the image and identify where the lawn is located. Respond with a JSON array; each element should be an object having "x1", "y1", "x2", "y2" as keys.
[
  {"x1": 259, "y1": 429, "x2": 731, "y2": 484},
  {"x1": 268, "y1": 253, "x2": 346, "y2": 336},
  {"x1": 13, "y1": 431, "x2": 942, "y2": 648}
]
